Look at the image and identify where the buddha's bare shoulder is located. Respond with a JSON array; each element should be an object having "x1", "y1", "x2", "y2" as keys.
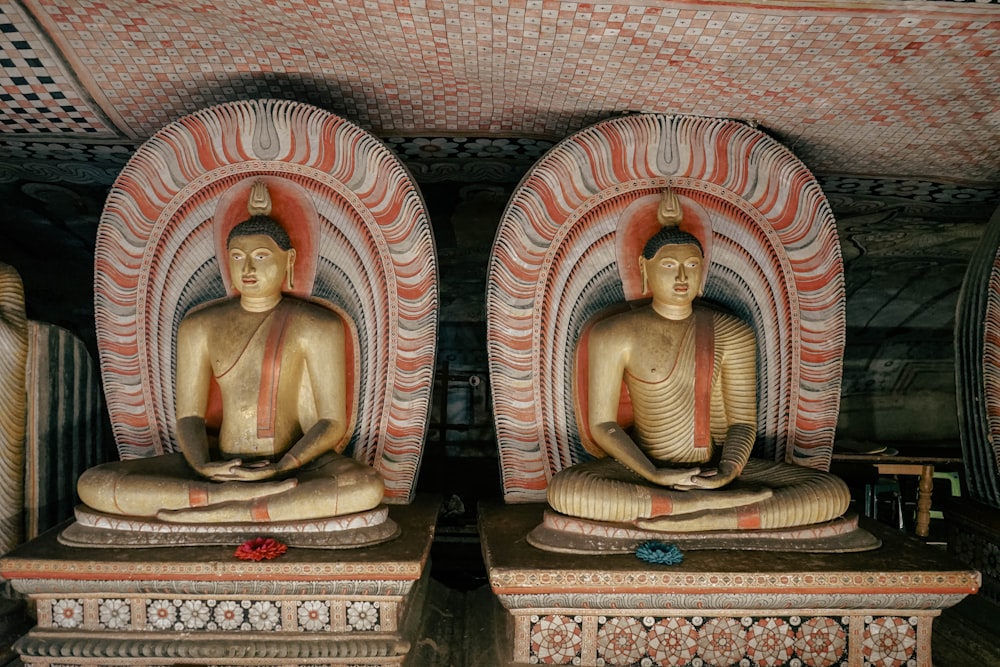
[
  {"x1": 285, "y1": 297, "x2": 346, "y2": 329},
  {"x1": 177, "y1": 297, "x2": 242, "y2": 330},
  {"x1": 703, "y1": 306, "x2": 753, "y2": 337},
  {"x1": 286, "y1": 297, "x2": 347, "y2": 345},
  {"x1": 589, "y1": 303, "x2": 662, "y2": 340},
  {"x1": 180, "y1": 296, "x2": 341, "y2": 322},
  {"x1": 589, "y1": 302, "x2": 750, "y2": 339}
]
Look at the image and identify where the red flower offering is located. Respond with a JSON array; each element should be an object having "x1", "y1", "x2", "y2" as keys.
[{"x1": 235, "y1": 537, "x2": 288, "y2": 561}]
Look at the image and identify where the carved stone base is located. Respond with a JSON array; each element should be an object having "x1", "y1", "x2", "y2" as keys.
[
  {"x1": 481, "y1": 501, "x2": 980, "y2": 667},
  {"x1": 0, "y1": 496, "x2": 439, "y2": 667},
  {"x1": 528, "y1": 509, "x2": 881, "y2": 554},
  {"x1": 60, "y1": 504, "x2": 400, "y2": 549},
  {"x1": 15, "y1": 629, "x2": 415, "y2": 665}
]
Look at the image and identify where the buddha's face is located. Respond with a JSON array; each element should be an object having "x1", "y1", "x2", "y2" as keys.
[
  {"x1": 640, "y1": 243, "x2": 703, "y2": 306},
  {"x1": 227, "y1": 234, "x2": 295, "y2": 299}
]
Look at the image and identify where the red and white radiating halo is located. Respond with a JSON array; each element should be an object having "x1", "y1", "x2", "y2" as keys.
[
  {"x1": 486, "y1": 113, "x2": 845, "y2": 502},
  {"x1": 95, "y1": 99, "x2": 437, "y2": 503}
]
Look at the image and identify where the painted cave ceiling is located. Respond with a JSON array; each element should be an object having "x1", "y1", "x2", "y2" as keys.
[{"x1": 1, "y1": 0, "x2": 998, "y2": 188}]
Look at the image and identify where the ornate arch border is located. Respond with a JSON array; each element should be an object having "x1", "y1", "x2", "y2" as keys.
[
  {"x1": 486, "y1": 114, "x2": 845, "y2": 502},
  {"x1": 95, "y1": 99, "x2": 438, "y2": 503},
  {"x1": 956, "y1": 204, "x2": 1000, "y2": 508}
]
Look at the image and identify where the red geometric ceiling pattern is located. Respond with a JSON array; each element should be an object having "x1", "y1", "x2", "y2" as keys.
[{"x1": 2, "y1": 0, "x2": 999, "y2": 183}]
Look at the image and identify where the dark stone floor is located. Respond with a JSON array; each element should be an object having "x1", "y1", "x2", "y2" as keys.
[{"x1": 933, "y1": 594, "x2": 1000, "y2": 666}]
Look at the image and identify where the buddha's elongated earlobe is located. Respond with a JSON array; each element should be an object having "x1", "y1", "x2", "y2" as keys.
[
  {"x1": 639, "y1": 258, "x2": 648, "y2": 295},
  {"x1": 286, "y1": 249, "x2": 296, "y2": 291}
]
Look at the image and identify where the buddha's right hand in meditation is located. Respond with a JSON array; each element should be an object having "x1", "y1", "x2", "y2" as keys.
[
  {"x1": 78, "y1": 203, "x2": 384, "y2": 524},
  {"x1": 546, "y1": 211, "x2": 848, "y2": 533},
  {"x1": 592, "y1": 422, "x2": 702, "y2": 488}
]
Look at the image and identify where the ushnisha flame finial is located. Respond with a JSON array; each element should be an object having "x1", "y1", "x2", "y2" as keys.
[
  {"x1": 248, "y1": 180, "x2": 273, "y2": 217},
  {"x1": 656, "y1": 187, "x2": 683, "y2": 228}
]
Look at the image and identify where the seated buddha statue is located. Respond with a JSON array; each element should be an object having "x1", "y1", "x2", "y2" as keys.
[
  {"x1": 77, "y1": 185, "x2": 384, "y2": 524},
  {"x1": 546, "y1": 194, "x2": 851, "y2": 533}
]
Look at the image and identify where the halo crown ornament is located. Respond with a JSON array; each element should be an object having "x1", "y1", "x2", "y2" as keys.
[
  {"x1": 247, "y1": 180, "x2": 273, "y2": 217},
  {"x1": 656, "y1": 187, "x2": 683, "y2": 228}
]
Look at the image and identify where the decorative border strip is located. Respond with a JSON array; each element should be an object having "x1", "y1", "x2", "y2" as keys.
[
  {"x1": 510, "y1": 611, "x2": 932, "y2": 667},
  {"x1": 40, "y1": 596, "x2": 393, "y2": 634},
  {"x1": 1, "y1": 557, "x2": 424, "y2": 582},
  {"x1": 489, "y1": 569, "x2": 980, "y2": 597},
  {"x1": 381, "y1": 136, "x2": 555, "y2": 161},
  {"x1": 93, "y1": 99, "x2": 437, "y2": 502},
  {"x1": 500, "y1": 593, "x2": 970, "y2": 616},
  {"x1": 3, "y1": 136, "x2": 1000, "y2": 201},
  {"x1": 821, "y1": 175, "x2": 1000, "y2": 204},
  {"x1": 5, "y1": 577, "x2": 414, "y2": 598},
  {"x1": 485, "y1": 114, "x2": 845, "y2": 501}
]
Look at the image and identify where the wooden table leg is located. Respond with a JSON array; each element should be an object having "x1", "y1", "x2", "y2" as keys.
[{"x1": 915, "y1": 464, "x2": 934, "y2": 538}]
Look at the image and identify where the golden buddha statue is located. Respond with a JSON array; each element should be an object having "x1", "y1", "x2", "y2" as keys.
[
  {"x1": 77, "y1": 184, "x2": 384, "y2": 524},
  {"x1": 546, "y1": 191, "x2": 851, "y2": 533}
]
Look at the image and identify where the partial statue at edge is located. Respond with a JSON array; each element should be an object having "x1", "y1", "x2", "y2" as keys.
[
  {"x1": 543, "y1": 189, "x2": 851, "y2": 536},
  {"x1": 78, "y1": 182, "x2": 384, "y2": 524}
]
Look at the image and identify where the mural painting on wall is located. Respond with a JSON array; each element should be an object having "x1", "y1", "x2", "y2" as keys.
[{"x1": 830, "y1": 187, "x2": 994, "y2": 443}]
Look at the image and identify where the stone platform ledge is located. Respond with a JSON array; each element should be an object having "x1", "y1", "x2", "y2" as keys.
[
  {"x1": 0, "y1": 497, "x2": 438, "y2": 591},
  {"x1": 480, "y1": 501, "x2": 980, "y2": 667},
  {"x1": 0, "y1": 497, "x2": 439, "y2": 667}
]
